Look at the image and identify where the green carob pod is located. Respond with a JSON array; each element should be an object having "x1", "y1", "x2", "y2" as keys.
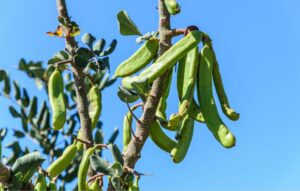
[
  {"x1": 48, "y1": 69, "x2": 66, "y2": 130},
  {"x1": 197, "y1": 45, "x2": 235, "y2": 148},
  {"x1": 114, "y1": 38, "x2": 159, "y2": 77},
  {"x1": 164, "y1": 0, "x2": 181, "y2": 15},
  {"x1": 46, "y1": 143, "x2": 77, "y2": 178},
  {"x1": 171, "y1": 115, "x2": 194, "y2": 163},
  {"x1": 149, "y1": 121, "x2": 176, "y2": 153},
  {"x1": 122, "y1": 30, "x2": 202, "y2": 92}
]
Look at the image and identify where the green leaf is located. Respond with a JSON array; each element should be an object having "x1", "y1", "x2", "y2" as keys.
[
  {"x1": 13, "y1": 130, "x2": 25, "y2": 138},
  {"x1": 111, "y1": 176, "x2": 121, "y2": 190},
  {"x1": 74, "y1": 54, "x2": 89, "y2": 68},
  {"x1": 9, "y1": 106, "x2": 21, "y2": 118},
  {"x1": 117, "y1": 10, "x2": 142, "y2": 36},
  {"x1": 41, "y1": 110, "x2": 50, "y2": 130},
  {"x1": 0, "y1": 128, "x2": 7, "y2": 139},
  {"x1": 28, "y1": 96, "x2": 38, "y2": 120},
  {"x1": 0, "y1": 70, "x2": 7, "y2": 82},
  {"x1": 108, "y1": 144, "x2": 124, "y2": 165},
  {"x1": 99, "y1": 39, "x2": 117, "y2": 57},
  {"x1": 54, "y1": 50, "x2": 69, "y2": 60},
  {"x1": 117, "y1": 86, "x2": 139, "y2": 103},
  {"x1": 18, "y1": 58, "x2": 27, "y2": 70},
  {"x1": 76, "y1": 47, "x2": 94, "y2": 59},
  {"x1": 95, "y1": 129, "x2": 104, "y2": 144},
  {"x1": 93, "y1": 39, "x2": 106, "y2": 55},
  {"x1": 108, "y1": 128, "x2": 119, "y2": 144},
  {"x1": 109, "y1": 162, "x2": 123, "y2": 177},
  {"x1": 11, "y1": 151, "x2": 45, "y2": 183},
  {"x1": 3, "y1": 75, "x2": 10, "y2": 95},
  {"x1": 90, "y1": 155, "x2": 114, "y2": 176},
  {"x1": 13, "y1": 80, "x2": 21, "y2": 101},
  {"x1": 34, "y1": 101, "x2": 47, "y2": 127},
  {"x1": 81, "y1": 33, "x2": 96, "y2": 49},
  {"x1": 47, "y1": 57, "x2": 62, "y2": 65},
  {"x1": 8, "y1": 172, "x2": 23, "y2": 190},
  {"x1": 21, "y1": 88, "x2": 30, "y2": 107}
]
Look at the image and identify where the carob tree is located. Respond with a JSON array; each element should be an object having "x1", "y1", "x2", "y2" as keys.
[{"x1": 0, "y1": 0, "x2": 239, "y2": 190}]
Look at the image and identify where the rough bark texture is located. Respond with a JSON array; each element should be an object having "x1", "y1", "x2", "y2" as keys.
[
  {"x1": 0, "y1": 163, "x2": 10, "y2": 183},
  {"x1": 122, "y1": 0, "x2": 172, "y2": 170},
  {"x1": 56, "y1": 0, "x2": 94, "y2": 177},
  {"x1": 107, "y1": 1, "x2": 174, "y2": 191},
  {"x1": 56, "y1": 0, "x2": 93, "y2": 151}
]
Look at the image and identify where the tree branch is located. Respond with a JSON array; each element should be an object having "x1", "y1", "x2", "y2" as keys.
[
  {"x1": 116, "y1": 0, "x2": 173, "y2": 190},
  {"x1": 56, "y1": 0, "x2": 95, "y2": 176}
]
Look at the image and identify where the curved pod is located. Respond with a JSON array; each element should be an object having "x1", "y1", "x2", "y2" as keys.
[
  {"x1": 114, "y1": 38, "x2": 159, "y2": 77},
  {"x1": 197, "y1": 45, "x2": 235, "y2": 148},
  {"x1": 46, "y1": 144, "x2": 77, "y2": 178}
]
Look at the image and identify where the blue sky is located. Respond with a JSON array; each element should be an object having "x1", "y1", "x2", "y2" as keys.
[{"x1": 1, "y1": 0, "x2": 300, "y2": 190}]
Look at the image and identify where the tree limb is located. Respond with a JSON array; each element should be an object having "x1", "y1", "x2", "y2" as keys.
[
  {"x1": 114, "y1": 0, "x2": 173, "y2": 190},
  {"x1": 56, "y1": 0, "x2": 95, "y2": 176}
]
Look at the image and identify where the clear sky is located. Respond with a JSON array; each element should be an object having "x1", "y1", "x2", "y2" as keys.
[{"x1": 1, "y1": 0, "x2": 300, "y2": 191}]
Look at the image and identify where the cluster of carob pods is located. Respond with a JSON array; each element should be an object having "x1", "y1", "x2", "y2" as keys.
[
  {"x1": 32, "y1": 1, "x2": 239, "y2": 190},
  {"x1": 116, "y1": 26, "x2": 239, "y2": 164}
]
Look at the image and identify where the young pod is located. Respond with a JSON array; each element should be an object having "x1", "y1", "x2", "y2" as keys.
[
  {"x1": 122, "y1": 30, "x2": 202, "y2": 92},
  {"x1": 188, "y1": 99, "x2": 205, "y2": 123},
  {"x1": 46, "y1": 143, "x2": 77, "y2": 178},
  {"x1": 210, "y1": 44, "x2": 240, "y2": 121},
  {"x1": 47, "y1": 181, "x2": 57, "y2": 191},
  {"x1": 197, "y1": 45, "x2": 236, "y2": 148},
  {"x1": 90, "y1": 178, "x2": 102, "y2": 191},
  {"x1": 171, "y1": 115, "x2": 194, "y2": 163},
  {"x1": 88, "y1": 85, "x2": 102, "y2": 129},
  {"x1": 156, "y1": 69, "x2": 173, "y2": 120},
  {"x1": 128, "y1": 176, "x2": 140, "y2": 191},
  {"x1": 123, "y1": 111, "x2": 132, "y2": 153},
  {"x1": 149, "y1": 121, "x2": 176, "y2": 153},
  {"x1": 34, "y1": 173, "x2": 47, "y2": 191},
  {"x1": 78, "y1": 146, "x2": 97, "y2": 191},
  {"x1": 114, "y1": 38, "x2": 159, "y2": 77},
  {"x1": 48, "y1": 69, "x2": 66, "y2": 130},
  {"x1": 165, "y1": 0, "x2": 181, "y2": 15},
  {"x1": 177, "y1": 46, "x2": 199, "y2": 115}
]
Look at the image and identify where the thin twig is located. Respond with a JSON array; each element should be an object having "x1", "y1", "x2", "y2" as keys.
[
  {"x1": 87, "y1": 173, "x2": 105, "y2": 183},
  {"x1": 74, "y1": 137, "x2": 93, "y2": 147},
  {"x1": 54, "y1": 58, "x2": 73, "y2": 68},
  {"x1": 126, "y1": 113, "x2": 137, "y2": 140},
  {"x1": 166, "y1": 28, "x2": 186, "y2": 37},
  {"x1": 124, "y1": 166, "x2": 153, "y2": 177},
  {"x1": 125, "y1": 100, "x2": 143, "y2": 126},
  {"x1": 83, "y1": 73, "x2": 95, "y2": 85}
]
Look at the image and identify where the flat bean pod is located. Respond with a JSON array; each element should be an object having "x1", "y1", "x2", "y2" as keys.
[
  {"x1": 47, "y1": 181, "x2": 57, "y2": 191},
  {"x1": 149, "y1": 121, "x2": 176, "y2": 153},
  {"x1": 114, "y1": 38, "x2": 159, "y2": 77},
  {"x1": 78, "y1": 146, "x2": 97, "y2": 191},
  {"x1": 90, "y1": 178, "x2": 102, "y2": 191},
  {"x1": 171, "y1": 115, "x2": 194, "y2": 163},
  {"x1": 164, "y1": 0, "x2": 180, "y2": 15},
  {"x1": 89, "y1": 85, "x2": 102, "y2": 129},
  {"x1": 122, "y1": 30, "x2": 202, "y2": 91},
  {"x1": 197, "y1": 45, "x2": 235, "y2": 148},
  {"x1": 48, "y1": 69, "x2": 66, "y2": 130},
  {"x1": 156, "y1": 69, "x2": 173, "y2": 120},
  {"x1": 210, "y1": 43, "x2": 240, "y2": 121},
  {"x1": 188, "y1": 98, "x2": 205, "y2": 123},
  {"x1": 46, "y1": 143, "x2": 77, "y2": 178}
]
